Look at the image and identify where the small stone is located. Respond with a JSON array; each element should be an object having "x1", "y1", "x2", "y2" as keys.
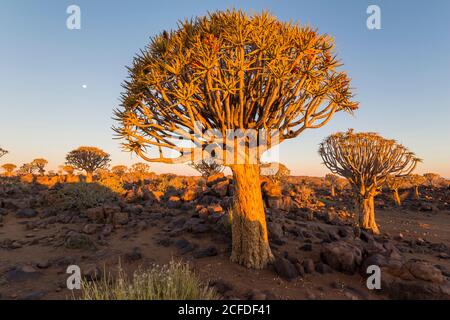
[
  {"x1": 124, "y1": 247, "x2": 142, "y2": 262},
  {"x1": 315, "y1": 262, "x2": 333, "y2": 274},
  {"x1": 394, "y1": 233, "x2": 404, "y2": 241},
  {"x1": 274, "y1": 257, "x2": 298, "y2": 280},
  {"x1": 16, "y1": 208, "x2": 38, "y2": 219},
  {"x1": 83, "y1": 224, "x2": 99, "y2": 234},
  {"x1": 113, "y1": 212, "x2": 129, "y2": 225},
  {"x1": 303, "y1": 259, "x2": 315, "y2": 274},
  {"x1": 300, "y1": 243, "x2": 313, "y2": 251},
  {"x1": 36, "y1": 260, "x2": 51, "y2": 269},
  {"x1": 193, "y1": 246, "x2": 218, "y2": 258}
]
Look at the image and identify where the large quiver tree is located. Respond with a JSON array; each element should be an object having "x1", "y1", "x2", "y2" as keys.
[
  {"x1": 319, "y1": 130, "x2": 421, "y2": 234},
  {"x1": 66, "y1": 147, "x2": 110, "y2": 183},
  {"x1": 114, "y1": 10, "x2": 358, "y2": 269}
]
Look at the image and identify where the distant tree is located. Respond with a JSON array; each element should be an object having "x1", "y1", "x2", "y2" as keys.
[
  {"x1": 32, "y1": 158, "x2": 48, "y2": 176},
  {"x1": 2, "y1": 163, "x2": 16, "y2": 177},
  {"x1": 325, "y1": 173, "x2": 339, "y2": 197},
  {"x1": 423, "y1": 173, "x2": 441, "y2": 188},
  {"x1": 189, "y1": 159, "x2": 224, "y2": 179},
  {"x1": 111, "y1": 165, "x2": 128, "y2": 176},
  {"x1": 61, "y1": 165, "x2": 75, "y2": 176},
  {"x1": 408, "y1": 174, "x2": 426, "y2": 199},
  {"x1": 0, "y1": 148, "x2": 7, "y2": 159},
  {"x1": 66, "y1": 147, "x2": 110, "y2": 183},
  {"x1": 319, "y1": 130, "x2": 421, "y2": 234},
  {"x1": 17, "y1": 163, "x2": 37, "y2": 175},
  {"x1": 260, "y1": 162, "x2": 290, "y2": 184},
  {"x1": 131, "y1": 163, "x2": 151, "y2": 184},
  {"x1": 385, "y1": 175, "x2": 408, "y2": 206}
]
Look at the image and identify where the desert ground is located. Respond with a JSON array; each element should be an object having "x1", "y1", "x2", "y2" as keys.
[{"x1": 0, "y1": 173, "x2": 449, "y2": 300}]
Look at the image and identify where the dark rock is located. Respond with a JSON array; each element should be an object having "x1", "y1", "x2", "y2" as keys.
[
  {"x1": 193, "y1": 246, "x2": 218, "y2": 258},
  {"x1": 83, "y1": 266, "x2": 102, "y2": 281},
  {"x1": 5, "y1": 265, "x2": 41, "y2": 282},
  {"x1": 113, "y1": 212, "x2": 129, "y2": 225},
  {"x1": 303, "y1": 259, "x2": 315, "y2": 274},
  {"x1": 23, "y1": 291, "x2": 46, "y2": 300},
  {"x1": 274, "y1": 257, "x2": 298, "y2": 280},
  {"x1": 16, "y1": 208, "x2": 38, "y2": 219},
  {"x1": 211, "y1": 279, "x2": 233, "y2": 294},
  {"x1": 82, "y1": 224, "x2": 99, "y2": 234},
  {"x1": 300, "y1": 243, "x2": 313, "y2": 251},
  {"x1": 321, "y1": 241, "x2": 363, "y2": 274},
  {"x1": 124, "y1": 247, "x2": 143, "y2": 262},
  {"x1": 36, "y1": 260, "x2": 51, "y2": 269},
  {"x1": 315, "y1": 262, "x2": 333, "y2": 274}
]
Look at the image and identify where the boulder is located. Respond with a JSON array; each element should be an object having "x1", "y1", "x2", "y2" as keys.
[
  {"x1": 274, "y1": 257, "x2": 298, "y2": 280},
  {"x1": 321, "y1": 241, "x2": 363, "y2": 274}
]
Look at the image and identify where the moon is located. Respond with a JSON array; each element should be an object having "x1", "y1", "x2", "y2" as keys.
[{"x1": 82, "y1": 84, "x2": 87, "y2": 89}]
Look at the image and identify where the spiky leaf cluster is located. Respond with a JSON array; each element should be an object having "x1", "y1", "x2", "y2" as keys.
[{"x1": 113, "y1": 9, "x2": 358, "y2": 164}]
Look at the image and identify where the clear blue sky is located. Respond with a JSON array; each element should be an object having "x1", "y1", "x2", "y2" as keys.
[{"x1": 1, "y1": 0, "x2": 449, "y2": 177}]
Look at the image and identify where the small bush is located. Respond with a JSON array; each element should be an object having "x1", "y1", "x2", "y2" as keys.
[
  {"x1": 79, "y1": 260, "x2": 219, "y2": 300},
  {"x1": 98, "y1": 174, "x2": 126, "y2": 195},
  {"x1": 45, "y1": 183, "x2": 118, "y2": 211}
]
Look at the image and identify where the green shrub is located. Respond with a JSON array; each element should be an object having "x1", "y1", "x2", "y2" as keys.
[
  {"x1": 46, "y1": 183, "x2": 118, "y2": 211},
  {"x1": 79, "y1": 260, "x2": 219, "y2": 300}
]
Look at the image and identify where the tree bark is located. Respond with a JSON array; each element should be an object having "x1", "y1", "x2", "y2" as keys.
[
  {"x1": 414, "y1": 186, "x2": 420, "y2": 199},
  {"x1": 229, "y1": 164, "x2": 274, "y2": 269},
  {"x1": 86, "y1": 171, "x2": 93, "y2": 183},
  {"x1": 357, "y1": 194, "x2": 379, "y2": 234},
  {"x1": 392, "y1": 189, "x2": 401, "y2": 206}
]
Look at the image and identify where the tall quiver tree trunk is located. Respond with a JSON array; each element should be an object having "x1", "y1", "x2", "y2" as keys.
[
  {"x1": 229, "y1": 164, "x2": 274, "y2": 269},
  {"x1": 86, "y1": 171, "x2": 93, "y2": 183},
  {"x1": 330, "y1": 185, "x2": 336, "y2": 197},
  {"x1": 392, "y1": 189, "x2": 401, "y2": 206},
  {"x1": 356, "y1": 191, "x2": 379, "y2": 234},
  {"x1": 414, "y1": 186, "x2": 420, "y2": 199}
]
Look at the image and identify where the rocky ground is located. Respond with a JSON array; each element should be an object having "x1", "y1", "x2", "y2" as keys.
[{"x1": 0, "y1": 174, "x2": 449, "y2": 300}]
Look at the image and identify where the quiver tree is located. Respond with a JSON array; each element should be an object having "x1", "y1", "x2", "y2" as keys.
[
  {"x1": 189, "y1": 159, "x2": 224, "y2": 179},
  {"x1": 62, "y1": 165, "x2": 75, "y2": 176},
  {"x1": 260, "y1": 162, "x2": 290, "y2": 184},
  {"x1": 325, "y1": 173, "x2": 339, "y2": 197},
  {"x1": 32, "y1": 158, "x2": 48, "y2": 176},
  {"x1": 112, "y1": 165, "x2": 128, "y2": 177},
  {"x1": 113, "y1": 10, "x2": 358, "y2": 269},
  {"x1": 131, "y1": 163, "x2": 151, "y2": 184},
  {"x1": 65, "y1": 147, "x2": 110, "y2": 183},
  {"x1": 2, "y1": 163, "x2": 16, "y2": 177},
  {"x1": 385, "y1": 175, "x2": 408, "y2": 206},
  {"x1": 408, "y1": 174, "x2": 426, "y2": 199},
  {"x1": 0, "y1": 148, "x2": 8, "y2": 159},
  {"x1": 423, "y1": 173, "x2": 441, "y2": 188},
  {"x1": 319, "y1": 130, "x2": 421, "y2": 234},
  {"x1": 18, "y1": 163, "x2": 37, "y2": 175}
]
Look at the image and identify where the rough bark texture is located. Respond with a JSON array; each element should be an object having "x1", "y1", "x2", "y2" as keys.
[
  {"x1": 230, "y1": 164, "x2": 274, "y2": 269},
  {"x1": 357, "y1": 195, "x2": 379, "y2": 234}
]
